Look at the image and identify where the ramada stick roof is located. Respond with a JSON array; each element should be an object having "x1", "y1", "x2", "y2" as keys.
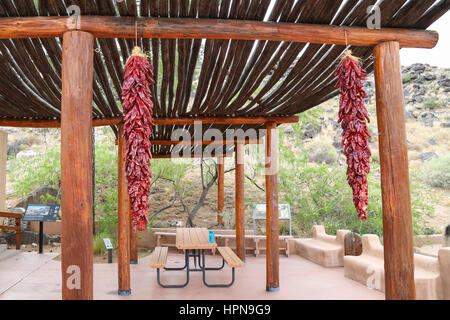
[{"x1": 0, "y1": 0, "x2": 448, "y2": 156}]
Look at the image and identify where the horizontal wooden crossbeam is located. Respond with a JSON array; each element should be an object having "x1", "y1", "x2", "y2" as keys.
[
  {"x1": 0, "y1": 16, "x2": 439, "y2": 49},
  {"x1": 152, "y1": 116, "x2": 299, "y2": 125},
  {"x1": 152, "y1": 153, "x2": 233, "y2": 159},
  {"x1": 151, "y1": 139, "x2": 262, "y2": 145},
  {"x1": 0, "y1": 116, "x2": 298, "y2": 128},
  {"x1": 0, "y1": 117, "x2": 123, "y2": 128}
]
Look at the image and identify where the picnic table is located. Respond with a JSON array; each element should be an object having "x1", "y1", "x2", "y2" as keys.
[{"x1": 150, "y1": 228, "x2": 244, "y2": 288}]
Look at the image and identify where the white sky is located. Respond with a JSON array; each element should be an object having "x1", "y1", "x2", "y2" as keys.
[{"x1": 400, "y1": 11, "x2": 450, "y2": 68}]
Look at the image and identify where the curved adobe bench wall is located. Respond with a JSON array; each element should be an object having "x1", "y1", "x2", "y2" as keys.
[
  {"x1": 344, "y1": 234, "x2": 449, "y2": 300},
  {"x1": 293, "y1": 225, "x2": 350, "y2": 267}
]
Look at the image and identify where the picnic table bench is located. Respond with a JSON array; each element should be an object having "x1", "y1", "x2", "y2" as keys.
[{"x1": 150, "y1": 228, "x2": 244, "y2": 288}]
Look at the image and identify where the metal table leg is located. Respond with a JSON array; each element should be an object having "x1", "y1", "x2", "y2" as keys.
[
  {"x1": 189, "y1": 249, "x2": 203, "y2": 272},
  {"x1": 164, "y1": 250, "x2": 188, "y2": 271},
  {"x1": 198, "y1": 250, "x2": 225, "y2": 270},
  {"x1": 201, "y1": 250, "x2": 235, "y2": 287}
]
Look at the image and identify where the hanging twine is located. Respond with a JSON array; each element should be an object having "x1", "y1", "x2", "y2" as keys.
[
  {"x1": 341, "y1": 49, "x2": 362, "y2": 65},
  {"x1": 125, "y1": 22, "x2": 148, "y2": 64},
  {"x1": 342, "y1": 30, "x2": 362, "y2": 65},
  {"x1": 126, "y1": 46, "x2": 148, "y2": 64}
]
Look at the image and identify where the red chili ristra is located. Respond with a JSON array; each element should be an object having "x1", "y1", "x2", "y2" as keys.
[
  {"x1": 335, "y1": 51, "x2": 371, "y2": 220},
  {"x1": 122, "y1": 47, "x2": 155, "y2": 231}
]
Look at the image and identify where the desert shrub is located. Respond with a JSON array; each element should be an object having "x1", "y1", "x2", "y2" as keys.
[
  {"x1": 9, "y1": 131, "x2": 192, "y2": 237},
  {"x1": 422, "y1": 153, "x2": 450, "y2": 189},
  {"x1": 93, "y1": 139, "x2": 118, "y2": 235},
  {"x1": 423, "y1": 99, "x2": 441, "y2": 110},
  {"x1": 9, "y1": 146, "x2": 61, "y2": 198},
  {"x1": 402, "y1": 75, "x2": 413, "y2": 83},
  {"x1": 276, "y1": 109, "x2": 434, "y2": 238},
  {"x1": 306, "y1": 135, "x2": 338, "y2": 165},
  {"x1": 279, "y1": 159, "x2": 434, "y2": 238},
  {"x1": 93, "y1": 231, "x2": 117, "y2": 255}
]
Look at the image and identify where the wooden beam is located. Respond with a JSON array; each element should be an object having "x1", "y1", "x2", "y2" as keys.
[
  {"x1": 117, "y1": 123, "x2": 131, "y2": 296},
  {"x1": 152, "y1": 116, "x2": 299, "y2": 125},
  {"x1": 0, "y1": 116, "x2": 296, "y2": 128},
  {"x1": 217, "y1": 156, "x2": 224, "y2": 227},
  {"x1": 60, "y1": 31, "x2": 94, "y2": 300},
  {"x1": 0, "y1": 16, "x2": 438, "y2": 49},
  {"x1": 235, "y1": 142, "x2": 245, "y2": 262},
  {"x1": 151, "y1": 139, "x2": 262, "y2": 145},
  {"x1": 374, "y1": 41, "x2": 415, "y2": 300},
  {"x1": 152, "y1": 153, "x2": 232, "y2": 159},
  {"x1": 0, "y1": 117, "x2": 122, "y2": 128},
  {"x1": 265, "y1": 122, "x2": 279, "y2": 292}
]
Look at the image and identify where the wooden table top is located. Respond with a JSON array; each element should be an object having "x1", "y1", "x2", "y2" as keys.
[{"x1": 176, "y1": 228, "x2": 217, "y2": 250}]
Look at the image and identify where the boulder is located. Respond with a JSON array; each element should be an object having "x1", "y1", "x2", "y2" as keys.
[
  {"x1": 16, "y1": 149, "x2": 37, "y2": 159},
  {"x1": 420, "y1": 112, "x2": 438, "y2": 120},
  {"x1": 405, "y1": 110, "x2": 415, "y2": 120},
  {"x1": 327, "y1": 118, "x2": 340, "y2": 130},
  {"x1": 4, "y1": 230, "x2": 61, "y2": 246},
  {"x1": 13, "y1": 186, "x2": 59, "y2": 210},
  {"x1": 438, "y1": 79, "x2": 450, "y2": 87},
  {"x1": 418, "y1": 152, "x2": 438, "y2": 162},
  {"x1": 301, "y1": 122, "x2": 321, "y2": 140},
  {"x1": 415, "y1": 96, "x2": 424, "y2": 103},
  {"x1": 411, "y1": 63, "x2": 426, "y2": 72},
  {"x1": 283, "y1": 126, "x2": 293, "y2": 134},
  {"x1": 424, "y1": 118, "x2": 435, "y2": 127}
]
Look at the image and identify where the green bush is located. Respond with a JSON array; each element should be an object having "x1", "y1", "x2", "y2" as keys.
[
  {"x1": 93, "y1": 231, "x2": 117, "y2": 255},
  {"x1": 93, "y1": 140, "x2": 118, "y2": 235},
  {"x1": 402, "y1": 75, "x2": 413, "y2": 84},
  {"x1": 276, "y1": 109, "x2": 434, "y2": 238},
  {"x1": 423, "y1": 153, "x2": 450, "y2": 189},
  {"x1": 8, "y1": 131, "x2": 192, "y2": 238},
  {"x1": 423, "y1": 99, "x2": 441, "y2": 109},
  {"x1": 9, "y1": 146, "x2": 61, "y2": 198}
]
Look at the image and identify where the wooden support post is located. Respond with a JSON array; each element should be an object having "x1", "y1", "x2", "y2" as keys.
[
  {"x1": 235, "y1": 142, "x2": 245, "y2": 261},
  {"x1": 15, "y1": 217, "x2": 20, "y2": 250},
  {"x1": 117, "y1": 123, "x2": 131, "y2": 296},
  {"x1": 61, "y1": 31, "x2": 94, "y2": 300},
  {"x1": 265, "y1": 122, "x2": 279, "y2": 292},
  {"x1": 374, "y1": 41, "x2": 415, "y2": 300},
  {"x1": 130, "y1": 222, "x2": 138, "y2": 264},
  {"x1": 217, "y1": 156, "x2": 225, "y2": 226}
]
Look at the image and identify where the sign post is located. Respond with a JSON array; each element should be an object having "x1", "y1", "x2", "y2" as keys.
[
  {"x1": 39, "y1": 221, "x2": 44, "y2": 254},
  {"x1": 22, "y1": 204, "x2": 60, "y2": 254},
  {"x1": 103, "y1": 238, "x2": 113, "y2": 263}
]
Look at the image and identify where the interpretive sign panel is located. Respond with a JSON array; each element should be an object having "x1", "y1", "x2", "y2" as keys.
[{"x1": 22, "y1": 204, "x2": 60, "y2": 222}]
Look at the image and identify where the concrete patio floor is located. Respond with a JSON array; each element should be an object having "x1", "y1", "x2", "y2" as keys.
[{"x1": 0, "y1": 251, "x2": 384, "y2": 300}]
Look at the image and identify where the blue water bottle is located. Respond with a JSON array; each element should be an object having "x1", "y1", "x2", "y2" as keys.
[{"x1": 209, "y1": 230, "x2": 215, "y2": 243}]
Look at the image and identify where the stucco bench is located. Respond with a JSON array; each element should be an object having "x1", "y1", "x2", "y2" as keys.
[
  {"x1": 344, "y1": 234, "x2": 449, "y2": 300},
  {"x1": 293, "y1": 225, "x2": 350, "y2": 267}
]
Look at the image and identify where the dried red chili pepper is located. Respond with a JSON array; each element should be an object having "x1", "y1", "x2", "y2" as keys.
[
  {"x1": 335, "y1": 50, "x2": 371, "y2": 220},
  {"x1": 122, "y1": 47, "x2": 155, "y2": 231}
]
